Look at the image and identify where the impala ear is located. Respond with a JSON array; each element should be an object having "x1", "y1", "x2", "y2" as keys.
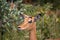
[
  {"x1": 20, "y1": 13, "x2": 24, "y2": 19},
  {"x1": 34, "y1": 14, "x2": 43, "y2": 22},
  {"x1": 20, "y1": 12, "x2": 28, "y2": 19}
]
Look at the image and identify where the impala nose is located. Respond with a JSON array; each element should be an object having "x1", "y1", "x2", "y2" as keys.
[{"x1": 17, "y1": 27, "x2": 21, "y2": 31}]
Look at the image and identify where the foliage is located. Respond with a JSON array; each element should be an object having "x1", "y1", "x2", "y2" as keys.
[
  {"x1": 38, "y1": 0, "x2": 60, "y2": 9},
  {"x1": 0, "y1": 0, "x2": 60, "y2": 40}
]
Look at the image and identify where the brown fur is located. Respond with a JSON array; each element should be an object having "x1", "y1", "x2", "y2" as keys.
[{"x1": 10, "y1": 2, "x2": 15, "y2": 10}]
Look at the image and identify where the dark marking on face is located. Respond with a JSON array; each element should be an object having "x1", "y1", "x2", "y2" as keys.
[
  {"x1": 28, "y1": 16, "x2": 32, "y2": 23},
  {"x1": 28, "y1": 20, "x2": 32, "y2": 23}
]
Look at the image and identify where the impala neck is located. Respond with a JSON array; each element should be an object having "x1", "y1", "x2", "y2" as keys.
[{"x1": 29, "y1": 23, "x2": 37, "y2": 40}]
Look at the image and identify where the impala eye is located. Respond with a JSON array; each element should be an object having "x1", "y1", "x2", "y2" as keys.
[{"x1": 28, "y1": 20, "x2": 32, "y2": 23}]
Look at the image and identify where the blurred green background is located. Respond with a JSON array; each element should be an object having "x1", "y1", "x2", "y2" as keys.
[{"x1": 0, "y1": 0, "x2": 60, "y2": 40}]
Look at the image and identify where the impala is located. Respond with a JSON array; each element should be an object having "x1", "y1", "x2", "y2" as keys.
[{"x1": 17, "y1": 13, "x2": 42, "y2": 40}]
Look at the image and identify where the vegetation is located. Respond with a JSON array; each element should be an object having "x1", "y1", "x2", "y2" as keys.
[{"x1": 0, "y1": 0, "x2": 60, "y2": 40}]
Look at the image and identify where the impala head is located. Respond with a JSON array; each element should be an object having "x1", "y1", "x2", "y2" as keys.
[{"x1": 18, "y1": 13, "x2": 43, "y2": 31}]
